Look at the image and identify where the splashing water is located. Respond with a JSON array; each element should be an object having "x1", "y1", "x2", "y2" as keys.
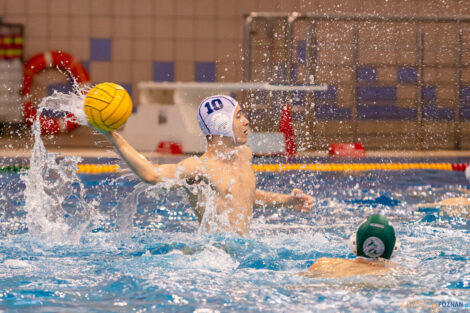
[
  {"x1": 115, "y1": 181, "x2": 153, "y2": 233},
  {"x1": 20, "y1": 89, "x2": 98, "y2": 243},
  {"x1": 2, "y1": 144, "x2": 470, "y2": 312},
  {"x1": 20, "y1": 86, "x2": 230, "y2": 242}
]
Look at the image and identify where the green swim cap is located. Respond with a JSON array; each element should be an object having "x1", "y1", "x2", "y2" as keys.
[{"x1": 348, "y1": 214, "x2": 398, "y2": 259}]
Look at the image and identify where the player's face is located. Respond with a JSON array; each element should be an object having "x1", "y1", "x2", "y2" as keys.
[{"x1": 232, "y1": 106, "x2": 249, "y2": 145}]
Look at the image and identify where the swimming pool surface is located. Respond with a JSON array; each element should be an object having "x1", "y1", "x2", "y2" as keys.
[{"x1": 0, "y1": 155, "x2": 469, "y2": 312}]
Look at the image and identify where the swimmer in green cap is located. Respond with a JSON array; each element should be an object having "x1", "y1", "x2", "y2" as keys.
[{"x1": 304, "y1": 214, "x2": 400, "y2": 278}]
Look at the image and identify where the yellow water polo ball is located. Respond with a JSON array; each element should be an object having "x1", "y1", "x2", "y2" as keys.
[{"x1": 84, "y1": 82, "x2": 133, "y2": 131}]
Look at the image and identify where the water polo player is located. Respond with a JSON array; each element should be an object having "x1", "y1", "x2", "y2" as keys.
[
  {"x1": 100, "y1": 95, "x2": 314, "y2": 235},
  {"x1": 304, "y1": 214, "x2": 400, "y2": 278}
]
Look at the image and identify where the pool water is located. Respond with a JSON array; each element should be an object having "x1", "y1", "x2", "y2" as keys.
[{"x1": 0, "y1": 156, "x2": 469, "y2": 312}]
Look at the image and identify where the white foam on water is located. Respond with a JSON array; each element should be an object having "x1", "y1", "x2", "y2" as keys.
[
  {"x1": 189, "y1": 245, "x2": 239, "y2": 271},
  {"x1": 2, "y1": 259, "x2": 35, "y2": 271}
]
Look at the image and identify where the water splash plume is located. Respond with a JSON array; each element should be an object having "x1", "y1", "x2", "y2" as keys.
[{"x1": 21, "y1": 88, "x2": 98, "y2": 243}]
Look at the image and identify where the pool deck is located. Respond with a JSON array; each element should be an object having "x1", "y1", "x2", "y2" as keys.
[
  {"x1": 2, "y1": 122, "x2": 470, "y2": 161},
  {"x1": 1, "y1": 124, "x2": 470, "y2": 161},
  {"x1": 2, "y1": 147, "x2": 470, "y2": 160}
]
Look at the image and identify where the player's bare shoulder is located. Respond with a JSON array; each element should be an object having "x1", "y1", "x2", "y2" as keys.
[
  {"x1": 178, "y1": 156, "x2": 214, "y2": 187},
  {"x1": 239, "y1": 145, "x2": 253, "y2": 162},
  {"x1": 177, "y1": 156, "x2": 203, "y2": 177}
]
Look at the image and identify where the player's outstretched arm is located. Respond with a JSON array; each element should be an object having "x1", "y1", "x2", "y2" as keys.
[
  {"x1": 103, "y1": 131, "x2": 162, "y2": 183},
  {"x1": 103, "y1": 131, "x2": 201, "y2": 185},
  {"x1": 254, "y1": 188, "x2": 313, "y2": 212}
]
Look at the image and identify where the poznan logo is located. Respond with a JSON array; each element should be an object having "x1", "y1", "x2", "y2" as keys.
[{"x1": 400, "y1": 300, "x2": 440, "y2": 313}]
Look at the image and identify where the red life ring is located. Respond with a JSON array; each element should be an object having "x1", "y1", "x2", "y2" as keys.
[{"x1": 23, "y1": 51, "x2": 90, "y2": 135}]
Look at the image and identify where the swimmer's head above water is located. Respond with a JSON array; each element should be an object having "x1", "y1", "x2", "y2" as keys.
[
  {"x1": 348, "y1": 214, "x2": 400, "y2": 260},
  {"x1": 303, "y1": 214, "x2": 400, "y2": 278},
  {"x1": 197, "y1": 95, "x2": 249, "y2": 145}
]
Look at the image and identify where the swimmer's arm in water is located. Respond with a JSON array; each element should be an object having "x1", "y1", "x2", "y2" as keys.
[
  {"x1": 103, "y1": 131, "x2": 201, "y2": 184},
  {"x1": 254, "y1": 188, "x2": 313, "y2": 212}
]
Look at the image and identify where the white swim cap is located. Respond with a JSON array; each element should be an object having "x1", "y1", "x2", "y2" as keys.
[{"x1": 197, "y1": 95, "x2": 238, "y2": 140}]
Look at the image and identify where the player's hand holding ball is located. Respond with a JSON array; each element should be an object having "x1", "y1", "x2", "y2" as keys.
[{"x1": 84, "y1": 82, "x2": 132, "y2": 132}]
